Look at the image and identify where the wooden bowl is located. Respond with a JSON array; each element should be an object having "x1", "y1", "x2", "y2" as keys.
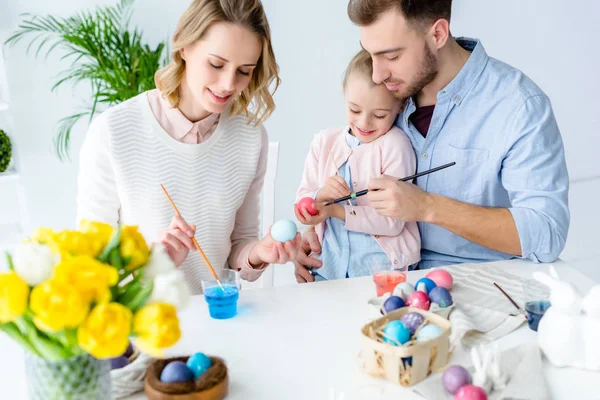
[{"x1": 144, "y1": 356, "x2": 228, "y2": 400}]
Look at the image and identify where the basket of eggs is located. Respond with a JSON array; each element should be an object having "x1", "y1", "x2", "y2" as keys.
[
  {"x1": 360, "y1": 270, "x2": 456, "y2": 387},
  {"x1": 360, "y1": 306, "x2": 452, "y2": 387},
  {"x1": 144, "y1": 352, "x2": 228, "y2": 400}
]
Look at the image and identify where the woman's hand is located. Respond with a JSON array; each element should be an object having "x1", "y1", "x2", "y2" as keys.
[
  {"x1": 248, "y1": 229, "x2": 302, "y2": 267},
  {"x1": 158, "y1": 216, "x2": 196, "y2": 267}
]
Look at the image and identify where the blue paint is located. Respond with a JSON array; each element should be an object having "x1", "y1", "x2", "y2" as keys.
[
  {"x1": 204, "y1": 285, "x2": 239, "y2": 319},
  {"x1": 525, "y1": 300, "x2": 551, "y2": 331}
]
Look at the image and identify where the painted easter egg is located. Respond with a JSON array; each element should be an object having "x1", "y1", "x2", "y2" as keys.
[
  {"x1": 416, "y1": 324, "x2": 443, "y2": 342},
  {"x1": 186, "y1": 353, "x2": 213, "y2": 379},
  {"x1": 426, "y1": 269, "x2": 454, "y2": 290},
  {"x1": 415, "y1": 277, "x2": 437, "y2": 294},
  {"x1": 110, "y1": 356, "x2": 130, "y2": 370},
  {"x1": 454, "y1": 384, "x2": 488, "y2": 400},
  {"x1": 297, "y1": 197, "x2": 318, "y2": 216},
  {"x1": 429, "y1": 286, "x2": 454, "y2": 308},
  {"x1": 270, "y1": 219, "x2": 297, "y2": 243},
  {"x1": 443, "y1": 365, "x2": 472, "y2": 394},
  {"x1": 406, "y1": 291, "x2": 430, "y2": 310},
  {"x1": 160, "y1": 361, "x2": 195, "y2": 383},
  {"x1": 393, "y1": 282, "x2": 415, "y2": 301},
  {"x1": 382, "y1": 296, "x2": 405, "y2": 314},
  {"x1": 383, "y1": 321, "x2": 411, "y2": 346},
  {"x1": 400, "y1": 312, "x2": 425, "y2": 335}
]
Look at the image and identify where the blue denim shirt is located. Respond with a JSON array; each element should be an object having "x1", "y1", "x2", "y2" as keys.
[
  {"x1": 314, "y1": 128, "x2": 390, "y2": 280},
  {"x1": 395, "y1": 38, "x2": 570, "y2": 268}
]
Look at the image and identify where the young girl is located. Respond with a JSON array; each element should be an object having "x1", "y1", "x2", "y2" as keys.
[
  {"x1": 76, "y1": 0, "x2": 300, "y2": 294},
  {"x1": 295, "y1": 50, "x2": 421, "y2": 281}
]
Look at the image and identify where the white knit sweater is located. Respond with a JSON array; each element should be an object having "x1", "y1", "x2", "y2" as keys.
[{"x1": 76, "y1": 92, "x2": 268, "y2": 293}]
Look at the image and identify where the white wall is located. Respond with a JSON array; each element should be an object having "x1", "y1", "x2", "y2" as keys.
[{"x1": 1, "y1": 0, "x2": 598, "y2": 279}]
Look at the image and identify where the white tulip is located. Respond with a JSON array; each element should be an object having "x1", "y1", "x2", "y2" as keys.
[
  {"x1": 141, "y1": 244, "x2": 176, "y2": 284},
  {"x1": 148, "y1": 270, "x2": 191, "y2": 310},
  {"x1": 12, "y1": 243, "x2": 60, "y2": 286}
]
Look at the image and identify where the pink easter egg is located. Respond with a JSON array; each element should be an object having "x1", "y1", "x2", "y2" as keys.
[
  {"x1": 426, "y1": 269, "x2": 453, "y2": 290},
  {"x1": 455, "y1": 385, "x2": 487, "y2": 400},
  {"x1": 406, "y1": 291, "x2": 430, "y2": 310}
]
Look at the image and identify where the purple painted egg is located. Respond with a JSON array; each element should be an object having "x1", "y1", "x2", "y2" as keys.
[
  {"x1": 382, "y1": 296, "x2": 405, "y2": 314},
  {"x1": 407, "y1": 291, "x2": 430, "y2": 310},
  {"x1": 400, "y1": 312, "x2": 425, "y2": 335},
  {"x1": 426, "y1": 269, "x2": 453, "y2": 290},
  {"x1": 455, "y1": 384, "x2": 487, "y2": 400},
  {"x1": 415, "y1": 277, "x2": 437, "y2": 294},
  {"x1": 429, "y1": 286, "x2": 453, "y2": 308},
  {"x1": 110, "y1": 356, "x2": 130, "y2": 370},
  {"x1": 443, "y1": 365, "x2": 472, "y2": 394},
  {"x1": 160, "y1": 361, "x2": 195, "y2": 383}
]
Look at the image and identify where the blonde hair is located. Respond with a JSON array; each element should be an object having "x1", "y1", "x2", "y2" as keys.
[
  {"x1": 342, "y1": 49, "x2": 375, "y2": 90},
  {"x1": 155, "y1": 0, "x2": 280, "y2": 125}
]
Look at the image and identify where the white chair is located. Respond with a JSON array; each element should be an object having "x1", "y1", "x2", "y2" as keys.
[{"x1": 242, "y1": 141, "x2": 279, "y2": 289}]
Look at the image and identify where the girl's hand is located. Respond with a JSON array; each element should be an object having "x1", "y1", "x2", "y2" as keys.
[
  {"x1": 294, "y1": 202, "x2": 344, "y2": 226},
  {"x1": 315, "y1": 176, "x2": 351, "y2": 202}
]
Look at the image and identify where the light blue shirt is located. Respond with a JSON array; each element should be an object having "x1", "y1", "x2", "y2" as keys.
[
  {"x1": 395, "y1": 38, "x2": 570, "y2": 268},
  {"x1": 314, "y1": 128, "x2": 390, "y2": 280}
]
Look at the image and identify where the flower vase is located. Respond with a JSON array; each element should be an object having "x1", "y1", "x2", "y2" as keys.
[{"x1": 25, "y1": 352, "x2": 111, "y2": 400}]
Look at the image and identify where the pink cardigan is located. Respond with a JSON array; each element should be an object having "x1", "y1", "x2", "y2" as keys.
[{"x1": 296, "y1": 127, "x2": 421, "y2": 268}]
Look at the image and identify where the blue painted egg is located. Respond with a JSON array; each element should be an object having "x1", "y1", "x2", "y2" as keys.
[
  {"x1": 393, "y1": 282, "x2": 415, "y2": 301},
  {"x1": 383, "y1": 321, "x2": 411, "y2": 346},
  {"x1": 382, "y1": 296, "x2": 405, "y2": 314},
  {"x1": 271, "y1": 219, "x2": 298, "y2": 243},
  {"x1": 415, "y1": 278, "x2": 437, "y2": 294},
  {"x1": 429, "y1": 286, "x2": 453, "y2": 308},
  {"x1": 160, "y1": 361, "x2": 195, "y2": 383},
  {"x1": 416, "y1": 324, "x2": 444, "y2": 342},
  {"x1": 186, "y1": 353, "x2": 213, "y2": 379},
  {"x1": 400, "y1": 312, "x2": 425, "y2": 335}
]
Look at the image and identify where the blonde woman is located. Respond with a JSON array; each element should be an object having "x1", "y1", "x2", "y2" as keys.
[{"x1": 76, "y1": 0, "x2": 300, "y2": 293}]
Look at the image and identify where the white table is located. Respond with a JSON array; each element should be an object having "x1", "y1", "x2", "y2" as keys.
[{"x1": 1, "y1": 259, "x2": 598, "y2": 399}]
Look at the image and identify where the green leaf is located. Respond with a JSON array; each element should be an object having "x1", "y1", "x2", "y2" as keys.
[
  {"x1": 0, "y1": 322, "x2": 41, "y2": 357},
  {"x1": 125, "y1": 281, "x2": 153, "y2": 313},
  {"x1": 98, "y1": 225, "x2": 121, "y2": 263},
  {"x1": 5, "y1": 252, "x2": 15, "y2": 272}
]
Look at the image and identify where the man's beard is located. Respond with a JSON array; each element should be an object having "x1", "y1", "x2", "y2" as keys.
[{"x1": 389, "y1": 44, "x2": 439, "y2": 103}]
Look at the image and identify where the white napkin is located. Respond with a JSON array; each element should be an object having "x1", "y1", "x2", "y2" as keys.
[
  {"x1": 441, "y1": 263, "x2": 528, "y2": 349},
  {"x1": 413, "y1": 344, "x2": 550, "y2": 400}
]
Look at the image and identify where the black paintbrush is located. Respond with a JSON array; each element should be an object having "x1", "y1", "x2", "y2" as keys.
[{"x1": 325, "y1": 162, "x2": 456, "y2": 206}]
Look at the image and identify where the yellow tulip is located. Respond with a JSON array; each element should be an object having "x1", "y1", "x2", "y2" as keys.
[
  {"x1": 133, "y1": 303, "x2": 180, "y2": 357},
  {"x1": 78, "y1": 303, "x2": 132, "y2": 359},
  {"x1": 0, "y1": 272, "x2": 29, "y2": 323},
  {"x1": 120, "y1": 226, "x2": 149, "y2": 270},
  {"x1": 30, "y1": 227, "x2": 57, "y2": 244},
  {"x1": 30, "y1": 280, "x2": 89, "y2": 332},
  {"x1": 53, "y1": 256, "x2": 118, "y2": 304},
  {"x1": 79, "y1": 220, "x2": 114, "y2": 256}
]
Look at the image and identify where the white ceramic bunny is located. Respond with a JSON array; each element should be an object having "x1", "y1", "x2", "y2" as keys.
[
  {"x1": 471, "y1": 346, "x2": 493, "y2": 393},
  {"x1": 581, "y1": 285, "x2": 600, "y2": 370},
  {"x1": 533, "y1": 265, "x2": 586, "y2": 369},
  {"x1": 487, "y1": 343, "x2": 508, "y2": 391}
]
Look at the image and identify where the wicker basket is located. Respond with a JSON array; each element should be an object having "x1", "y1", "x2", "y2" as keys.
[
  {"x1": 359, "y1": 307, "x2": 452, "y2": 387},
  {"x1": 110, "y1": 348, "x2": 152, "y2": 399}
]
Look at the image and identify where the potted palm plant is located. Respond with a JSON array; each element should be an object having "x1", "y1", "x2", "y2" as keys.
[{"x1": 5, "y1": 0, "x2": 167, "y2": 160}]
